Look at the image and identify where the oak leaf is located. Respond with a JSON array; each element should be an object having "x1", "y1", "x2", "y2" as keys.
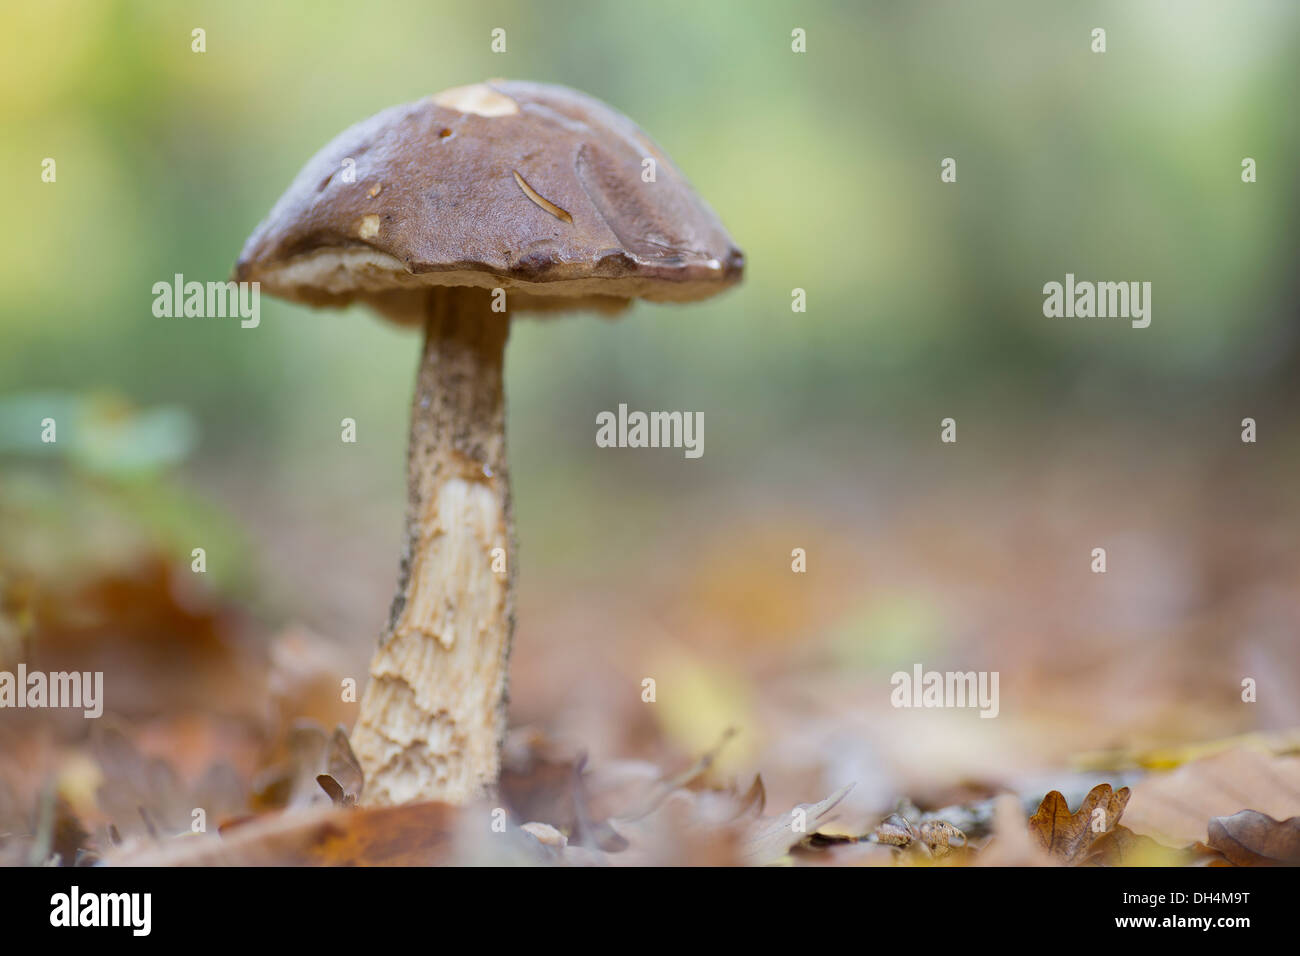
[
  {"x1": 1206, "y1": 810, "x2": 1300, "y2": 866},
  {"x1": 1029, "y1": 783, "x2": 1130, "y2": 864},
  {"x1": 1123, "y1": 748, "x2": 1300, "y2": 847}
]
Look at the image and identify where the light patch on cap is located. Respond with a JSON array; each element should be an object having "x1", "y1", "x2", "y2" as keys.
[
  {"x1": 432, "y1": 83, "x2": 519, "y2": 117},
  {"x1": 357, "y1": 214, "x2": 381, "y2": 239}
]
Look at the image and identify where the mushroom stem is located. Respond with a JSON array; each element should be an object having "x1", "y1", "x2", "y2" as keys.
[{"x1": 351, "y1": 287, "x2": 514, "y2": 805}]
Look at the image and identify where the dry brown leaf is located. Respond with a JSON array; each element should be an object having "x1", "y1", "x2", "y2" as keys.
[
  {"x1": 91, "y1": 724, "x2": 246, "y2": 841},
  {"x1": 23, "y1": 558, "x2": 267, "y2": 726},
  {"x1": 107, "y1": 802, "x2": 457, "y2": 866},
  {"x1": 316, "y1": 725, "x2": 363, "y2": 807},
  {"x1": 1123, "y1": 747, "x2": 1300, "y2": 846},
  {"x1": 315, "y1": 775, "x2": 348, "y2": 807},
  {"x1": 1082, "y1": 824, "x2": 1193, "y2": 866},
  {"x1": 497, "y1": 728, "x2": 583, "y2": 832},
  {"x1": 1028, "y1": 783, "x2": 1130, "y2": 864},
  {"x1": 1206, "y1": 810, "x2": 1300, "y2": 866},
  {"x1": 1073, "y1": 730, "x2": 1300, "y2": 772},
  {"x1": 495, "y1": 729, "x2": 758, "y2": 863},
  {"x1": 251, "y1": 721, "x2": 334, "y2": 812},
  {"x1": 741, "y1": 783, "x2": 854, "y2": 865}
]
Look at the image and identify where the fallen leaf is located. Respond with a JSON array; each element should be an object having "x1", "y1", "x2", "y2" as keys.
[
  {"x1": 1206, "y1": 810, "x2": 1300, "y2": 866},
  {"x1": 1083, "y1": 825, "x2": 1193, "y2": 867},
  {"x1": 1123, "y1": 748, "x2": 1300, "y2": 846},
  {"x1": 1073, "y1": 730, "x2": 1300, "y2": 772},
  {"x1": 107, "y1": 802, "x2": 456, "y2": 866},
  {"x1": 91, "y1": 724, "x2": 246, "y2": 841},
  {"x1": 252, "y1": 720, "x2": 342, "y2": 812},
  {"x1": 1028, "y1": 783, "x2": 1130, "y2": 864},
  {"x1": 741, "y1": 783, "x2": 854, "y2": 865},
  {"x1": 316, "y1": 725, "x2": 363, "y2": 806}
]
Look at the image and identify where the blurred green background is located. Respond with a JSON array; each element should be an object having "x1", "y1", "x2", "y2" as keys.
[
  {"x1": 7, "y1": 1, "x2": 1297, "y2": 443},
  {"x1": 3, "y1": 1, "x2": 1299, "y2": 800}
]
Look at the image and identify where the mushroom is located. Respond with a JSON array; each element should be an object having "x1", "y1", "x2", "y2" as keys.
[{"x1": 235, "y1": 80, "x2": 744, "y2": 805}]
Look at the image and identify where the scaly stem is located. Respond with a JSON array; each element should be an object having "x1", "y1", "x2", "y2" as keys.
[{"x1": 351, "y1": 287, "x2": 514, "y2": 805}]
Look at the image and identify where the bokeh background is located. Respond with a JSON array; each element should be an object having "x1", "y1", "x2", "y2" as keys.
[{"x1": 3, "y1": 0, "x2": 1299, "y2": 836}]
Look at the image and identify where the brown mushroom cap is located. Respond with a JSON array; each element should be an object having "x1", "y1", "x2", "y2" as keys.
[{"x1": 235, "y1": 80, "x2": 744, "y2": 321}]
